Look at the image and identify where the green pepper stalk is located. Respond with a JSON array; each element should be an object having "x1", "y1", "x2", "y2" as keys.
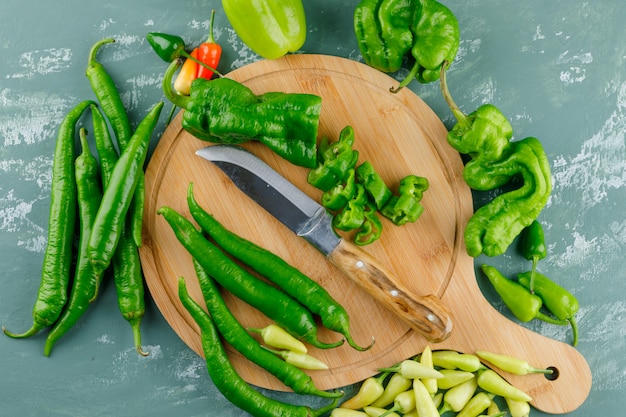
[
  {"x1": 477, "y1": 368, "x2": 532, "y2": 403},
  {"x1": 482, "y1": 264, "x2": 568, "y2": 326},
  {"x1": 222, "y1": 0, "x2": 307, "y2": 60},
  {"x1": 248, "y1": 323, "x2": 308, "y2": 354},
  {"x1": 476, "y1": 350, "x2": 553, "y2": 376},
  {"x1": 438, "y1": 376, "x2": 478, "y2": 414},
  {"x1": 520, "y1": 220, "x2": 548, "y2": 293},
  {"x1": 370, "y1": 372, "x2": 412, "y2": 408},
  {"x1": 340, "y1": 372, "x2": 389, "y2": 410},
  {"x1": 518, "y1": 271, "x2": 579, "y2": 346},
  {"x1": 146, "y1": 32, "x2": 223, "y2": 77}
]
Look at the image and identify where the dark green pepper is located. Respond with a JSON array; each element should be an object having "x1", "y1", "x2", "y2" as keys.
[
  {"x1": 518, "y1": 271, "x2": 579, "y2": 346},
  {"x1": 520, "y1": 220, "x2": 547, "y2": 293},
  {"x1": 354, "y1": 0, "x2": 459, "y2": 92},
  {"x1": 354, "y1": 0, "x2": 418, "y2": 73},
  {"x1": 482, "y1": 264, "x2": 568, "y2": 326},
  {"x1": 381, "y1": 174, "x2": 428, "y2": 225},
  {"x1": 356, "y1": 161, "x2": 392, "y2": 209},
  {"x1": 308, "y1": 126, "x2": 359, "y2": 190},
  {"x1": 162, "y1": 60, "x2": 321, "y2": 168},
  {"x1": 355, "y1": 202, "x2": 383, "y2": 246},
  {"x1": 333, "y1": 184, "x2": 367, "y2": 231},
  {"x1": 321, "y1": 168, "x2": 356, "y2": 210}
]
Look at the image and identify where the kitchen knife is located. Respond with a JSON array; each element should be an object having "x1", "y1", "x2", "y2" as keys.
[{"x1": 196, "y1": 144, "x2": 453, "y2": 343}]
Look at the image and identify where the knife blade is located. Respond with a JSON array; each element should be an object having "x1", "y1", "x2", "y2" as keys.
[{"x1": 196, "y1": 144, "x2": 453, "y2": 342}]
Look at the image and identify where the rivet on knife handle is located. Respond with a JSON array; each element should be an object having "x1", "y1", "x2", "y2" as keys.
[{"x1": 328, "y1": 239, "x2": 453, "y2": 342}]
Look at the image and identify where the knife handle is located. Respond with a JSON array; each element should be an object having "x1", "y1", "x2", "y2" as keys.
[{"x1": 328, "y1": 239, "x2": 453, "y2": 343}]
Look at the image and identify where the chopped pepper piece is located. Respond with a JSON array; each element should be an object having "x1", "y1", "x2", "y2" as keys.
[
  {"x1": 381, "y1": 174, "x2": 428, "y2": 225},
  {"x1": 322, "y1": 168, "x2": 357, "y2": 211},
  {"x1": 356, "y1": 161, "x2": 392, "y2": 209}
]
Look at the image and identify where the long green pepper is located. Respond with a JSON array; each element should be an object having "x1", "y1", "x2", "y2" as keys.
[
  {"x1": 192, "y1": 259, "x2": 341, "y2": 398},
  {"x1": 43, "y1": 128, "x2": 102, "y2": 356},
  {"x1": 86, "y1": 38, "x2": 145, "y2": 247},
  {"x1": 187, "y1": 182, "x2": 371, "y2": 350},
  {"x1": 3, "y1": 100, "x2": 93, "y2": 339},
  {"x1": 157, "y1": 205, "x2": 340, "y2": 349},
  {"x1": 88, "y1": 102, "x2": 163, "y2": 279},
  {"x1": 178, "y1": 277, "x2": 341, "y2": 417}
]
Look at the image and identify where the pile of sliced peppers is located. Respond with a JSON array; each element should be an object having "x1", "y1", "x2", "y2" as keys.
[{"x1": 308, "y1": 126, "x2": 428, "y2": 245}]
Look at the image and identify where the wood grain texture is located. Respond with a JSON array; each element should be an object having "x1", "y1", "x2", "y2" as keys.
[{"x1": 138, "y1": 54, "x2": 590, "y2": 414}]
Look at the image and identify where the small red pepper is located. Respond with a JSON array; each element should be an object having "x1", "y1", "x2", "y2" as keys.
[{"x1": 197, "y1": 10, "x2": 222, "y2": 80}]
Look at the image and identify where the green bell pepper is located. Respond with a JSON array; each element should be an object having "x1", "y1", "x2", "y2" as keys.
[
  {"x1": 162, "y1": 60, "x2": 321, "y2": 168},
  {"x1": 223, "y1": 0, "x2": 307, "y2": 60}
]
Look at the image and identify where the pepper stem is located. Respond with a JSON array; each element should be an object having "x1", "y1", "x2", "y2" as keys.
[
  {"x1": 162, "y1": 60, "x2": 192, "y2": 109},
  {"x1": 439, "y1": 60, "x2": 470, "y2": 128},
  {"x1": 131, "y1": 319, "x2": 149, "y2": 357},
  {"x1": 88, "y1": 37, "x2": 115, "y2": 66},
  {"x1": 390, "y1": 61, "x2": 420, "y2": 94},
  {"x1": 570, "y1": 316, "x2": 579, "y2": 346},
  {"x1": 207, "y1": 9, "x2": 217, "y2": 44}
]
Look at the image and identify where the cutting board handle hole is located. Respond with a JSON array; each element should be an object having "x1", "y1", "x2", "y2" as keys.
[{"x1": 545, "y1": 366, "x2": 560, "y2": 381}]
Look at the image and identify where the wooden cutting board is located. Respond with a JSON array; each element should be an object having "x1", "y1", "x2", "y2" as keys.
[{"x1": 139, "y1": 54, "x2": 591, "y2": 414}]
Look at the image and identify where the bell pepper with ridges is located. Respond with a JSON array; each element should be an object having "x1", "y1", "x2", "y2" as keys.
[{"x1": 223, "y1": 0, "x2": 306, "y2": 60}]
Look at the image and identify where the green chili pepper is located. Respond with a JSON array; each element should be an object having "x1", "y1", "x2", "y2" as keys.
[
  {"x1": 520, "y1": 220, "x2": 547, "y2": 293},
  {"x1": 44, "y1": 128, "x2": 102, "y2": 356},
  {"x1": 477, "y1": 369, "x2": 532, "y2": 403},
  {"x1": 431, "y1": 350, "x2": 483, "y2": 372},
  {"x1": 370, "y1": 372, "x2": 412, "y2": 408},
  {"x1": 476, "y1": 350, "x2": 553, "y2": 376},
  {"x1": 249, "y1": 323, "x2": 308, "y2": 354},
  {"x1": 162, "y1": 60, "x2": 321, "y2": 168},
  {"x1": 261, "y1": 346, "x2": 329, "y2": 370},
  {"x1": 438, "y1": 376, "x2": 478, "y2": 414},
  {"x1": 380, "y1": 174, "x2": 428, "y2": 226},
  {"x1": 456, "y1": 392, "x2": 495, "y2": 417},
  {"x1": 222, "y1": 0, "x2": 306, "y2": 60},
  {"x1": 3, "y1": 100, "x2": 92, "y2": 339},
  {"x1": 146, "y1": 32, "x2": 223, "y2": 77},
  {"x1": 88, "y1": 102, "x2": 163, "y2": 279},
  {"x1": 341, "y1": 373, "x2": 388, "y2": 410},
  {"x1": 91, "y1": 104, "x2": 148, "y2": 356},
  {"x1": 482, "y1": 264, "x2": 568, "y2": 325},
  {"x1": 504, "y1": 397, "x2": 531, "y2": 417},
  {"x1": 178, "y1": 277, "x2": 341, "y2": 417},
  {"x1": 192, "y1": 260, "x2": 340, "y2": 398},
  {"x1": 379, "y1": 359, "x2": 443, "y2": 379},
  {"x1": 322, "y1": 168, "x2": 357, "y2": 210},
  {"x1": 354, "y1": 0, "x2": 417, "y2": 75},
  {"x1": 158, "y1": 206, "x2": 340, "y2": 350},
  {"x1": 518, "y1": 271, "x2": 579, "y2": 346},
  {"x1": 86, "y1": 38, "x2": 145, "y2": 248},
  {"x1": 436, "y1": 369, "x2": 476, "y2": 390},
  {"x1": 354, "y1": 202, "x2": 383, "y2": 246},
  {"x1": 355, "y1": 161, "x2": 392, "y2": 209},
  {"x1": 412, "y1": 378, "x2": 439, "y2": 417},
  {"x1": 187, "y1": 183, "x2": 371, "y2": 350}
]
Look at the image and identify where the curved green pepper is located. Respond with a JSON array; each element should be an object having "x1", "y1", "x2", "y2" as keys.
[
  {"x1": 223, "y1": 0, "x2": 307, "y2": 60},
  {"x1": 482, "y1": 264, "x2": 568, "y2": 326},
  {"x1": 518, "y1": 271, "x2": 579, "y2": 346},
  {"x1": 162, "y1": 60, "x2": 321, "y2": 168}
]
